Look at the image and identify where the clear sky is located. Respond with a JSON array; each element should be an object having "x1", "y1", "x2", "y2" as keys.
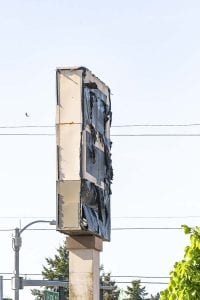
[{"x1": 1, "y1": 0, "x2": 200, "y2": 298}]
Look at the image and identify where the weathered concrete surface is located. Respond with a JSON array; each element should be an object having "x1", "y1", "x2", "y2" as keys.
[{"x1": 67, "y1": 236, "x2": 103, "y2": 300}]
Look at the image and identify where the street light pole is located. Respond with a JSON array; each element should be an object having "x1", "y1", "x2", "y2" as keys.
[
  {"x1": 13, "y1": 228, "x2": 21, "y2": 300},
  {"x1": 12, "y1": 219, "x2": 56, "y2": 300}
]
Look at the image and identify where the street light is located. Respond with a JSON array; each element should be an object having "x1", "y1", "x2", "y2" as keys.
[{"x1": 12, "y1": 219, "x2": 56, "y2": 300}]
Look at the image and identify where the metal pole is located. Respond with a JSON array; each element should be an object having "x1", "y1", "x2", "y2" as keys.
[
  {"x1": 12, "y1": 220, "x2": 55, "y2": 300},
  {"x1": 13, "y1": 228, "x2": 21, "y2": 300},
  {"x1": 0, "y1": 276, "x2": 3, "y2": 300}
]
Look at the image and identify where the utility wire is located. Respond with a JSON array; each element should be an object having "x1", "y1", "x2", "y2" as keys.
[
  {"x1": 0, "y1": 215, "x2": 199, "y2": 220},
  {"x1": 0, "y1": 216, "x2": 55, "y2": 219},
  {"x1": 0, "y1": 277, "x2": 167, "y2": 284},
  {"x1": 112, "y1": 123, "x2": 200, "y2": 127},
  {"x1": 111, "y1": 276, "x2": 170, "y2": 279},
  {"x1": 0, "y1": 125, "x2": 54, "y2": 129},
  {"x1": 1, "y1": 133, "x2": 200, "y2": 137},
  {"x1": 115, "y1": 281, "x2": 168, "y2": 285},
  {"x1": 112, "y1": 227, "x2": 182, "y2": 230},
  {"x1": 0, "y1": 227, "x2": 182, "y2": 231},
  {"x1": 0, "y1": 272, "x2": 169, "y2": 279},
  {"x1": 1, "y1": 123, "x2": 200, "y2": 137},
  {"x1": 1, "y1": 122, "x2": 200, "y2": 128},
  {"x1": 0, "y1": 273, "x2": 43, "y2": 276},
  {"x1": 113, "y1": 215, "x2": 200, "y2": 219},
  {"x1": 20, "y1": 227, "x2": 183, "y2": 231},
  {"x1": 0, "y1": 133, "x2": 55, "y2": 136},
  {"x1": 112, "y1": 134, "x2": 200, "y2": 137}
]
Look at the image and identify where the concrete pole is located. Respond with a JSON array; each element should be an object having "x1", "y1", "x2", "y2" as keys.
[{"x1": 66, "y1": 235, "x2": 103, "y2": 300}]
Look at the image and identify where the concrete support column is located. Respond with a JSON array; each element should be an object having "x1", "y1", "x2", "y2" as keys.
[{"x1": 66, "y1": 235, "x2": 103, "y2": 300}]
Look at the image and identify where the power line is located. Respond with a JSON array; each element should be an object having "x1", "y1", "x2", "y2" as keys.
[
  {"x1": 0, "y1": 125, "x2": 54, "y2": 129},
  {"x1": 0, "y1": 272, "x2": 43, "y2": 276},
  {"x1": 0, "y1": 216, "x2": 55, "y2": 219},
  {"x1": 0, "y1": 272, "x2": 169, "y2": 279},
  {"x1": 1, "y1": 133, "x2": 200, "y2": 137},
  {"x1": 112, "y1": 134, "x2": 200, "y2": 137},
  {"x1": 0, "y1": 228, "x2": 56, "y2": 232},
  {"x1": 115, "y1": 281, "x2": 168, "y2": 285},
  {"x1": 7, "y1": 227, "x2": 183, "y2": 231},
  {"x1": 0, "y1": 277, "x2": 167, "y2": 284},
  {"x1": 1, "y1": 122, "x2": 200, "y2": 129},
  {"x1": 0, "y1": 227, "x2": 182, "y2": 231},
  {"x1": 112, "y1": 227, "x2": 182, "y2": 230},
  {"x1": 113, "y1": 215, "x2": 200, "y2": 219},
  {"x1": 112, "y1": 123, "x2": 200, "y2": 127},
  {"x1": 0, "y1": 133, "x2": 55, "y2": 136},
  {"x1": 0, "y1": 215, "x2": 199, "y2": 220},
  {"x1": 111, "y1": 276, "x2": 169, "y2": 279}
]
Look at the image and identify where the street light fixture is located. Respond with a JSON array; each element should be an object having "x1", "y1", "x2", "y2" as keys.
[{"x1": 12, "y1": 219, "x2": 56, "y2": 300}]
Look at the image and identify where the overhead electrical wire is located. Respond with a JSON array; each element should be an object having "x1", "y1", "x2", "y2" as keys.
[
  {"x1": 112, "y1": 215, "x2": 200, "y2": 219},
  {"x1": 0, "y1": 277, "x2": 167, "y2": 284},
  {"x1": 0, "y1": 125, "x2": 54, "y2": 129},
  {"x1": 0, "y1": 215, "x2": 199, "y2": 220},
  {"x1": 0, "y1": 272, "x2": 170, "y2": 285},
  {"x1": 112, "y1": 134, "x2": 200, "y2": 137},
  {"x1": 0, "y1": 133, "x2": 55, "y2": 136},
  {"x1": 0, "y1": 227, "x2": 182, "y2": 232},
  {"x1": 1, "y1": 133, "x2": 200, "y2": 137},
  {"x1": 115, "y1": 281, "x2": 168, "y2": 285},
  {"x1": 1, "y1": 122, "x2": 200, "y2": 129},
  {"x1": 0, "y1": 272, "x2": 169, "y2": 279},
  {"x1": 0, "y1": 216, "x2": 55, "y2": 219},
  {"x1": 1, "y1": 122, "x2": 200, "y2": 136},
  {"x1": 111, "y1": 275, "x2": 170, "y2": 279},
  {"x1": 112, "y1": 123, "x2": 200, "y2": 127},
  {"x1": 111, "y1": 227, "x2": 181, "y2": 230}
]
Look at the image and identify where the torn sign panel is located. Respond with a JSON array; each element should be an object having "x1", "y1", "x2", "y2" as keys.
[{"x1": 56, "y1": 67, "x2": 112, "y2": 241}]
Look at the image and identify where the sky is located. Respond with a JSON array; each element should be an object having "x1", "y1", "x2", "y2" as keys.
[{"x1": 1, "y1": 0, "x2": 200, "y2": 298}]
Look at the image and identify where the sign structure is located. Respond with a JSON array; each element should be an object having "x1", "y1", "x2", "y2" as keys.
[
  {"x1": 56, "y1": 67, "x2": 112, "y2": 240},
  {"x1": 44, "y1": 290, "x2": 59, "y2": 300}
]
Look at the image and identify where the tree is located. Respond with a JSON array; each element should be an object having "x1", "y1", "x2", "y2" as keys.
[
  {"x1": 160, "y1": 225, "x2": 200, "y2": 300},
  {"x1": 150, "y1": 293, "x2": 160, "y2": 300},
  {"x1": 31, "y1": 244, "x2": 120, "y2": 300},
  {"x1": 31, "y1": 244, "x2": 69, "y2": 299},
  {"x1": 100, "y1": 266, "x2": 121, "y2": 299},
  {"x1": 124, "y1": 280, "x2": 149, "y2": 300}
]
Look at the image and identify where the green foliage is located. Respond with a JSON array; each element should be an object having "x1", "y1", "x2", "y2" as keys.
[
  {"x1": 150, "y1": 293, "x2": 160, "y2": 300},
  {"x1": 100, "y1": 266, "x2": 120, "y2": 299},
  {"x1": 31, "y1": 244, "x2": 69, "y2": 300},
  {"x1": 42, "y1": 244, "x2": 69, "y2": 280},
  {"x1": 124, "y1": 280, "x2": 149, "y2": 300},
  {"x1": 160, "y1": 225, "x2": 200, "y2": 300},
  {"x1": 31, "y1": 246, "x2": 120, "y2": 300},
  {"x1": 31, "y1": 289, "x2": 45, "y2": 300}
]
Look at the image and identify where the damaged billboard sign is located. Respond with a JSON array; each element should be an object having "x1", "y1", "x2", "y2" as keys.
[{"x1": 56, "y1": 67, "x2": 112, "y2": 241}]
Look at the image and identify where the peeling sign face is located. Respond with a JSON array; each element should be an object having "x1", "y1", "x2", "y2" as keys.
[
  {"x1": 81, "y1": 82, "x2": 112, "y2": 241},
  {"x1": 56, "y1": 67, "x2": 112, "y2": 241}
]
